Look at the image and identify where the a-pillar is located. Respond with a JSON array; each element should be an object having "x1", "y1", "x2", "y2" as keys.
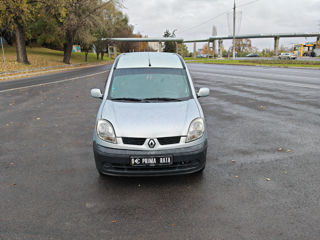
[
  {"x1": 193, "y1": 42, "x2": 197, "y2": 58},
  {"x1": 274, "y1": 37, "x2": 280, "y2": 56},
  {"x1": 218, "y1": 40, "x2": 223, "y2": 58}
]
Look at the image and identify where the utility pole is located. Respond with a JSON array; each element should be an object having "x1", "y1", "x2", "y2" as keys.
[{"x1": 232, "y1": 0, "x2": 236, "y2": 59}]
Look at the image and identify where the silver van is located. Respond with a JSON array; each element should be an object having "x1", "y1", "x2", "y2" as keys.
[{"x1": 91, "y1": 52, "x2": 210, "y2": 176}]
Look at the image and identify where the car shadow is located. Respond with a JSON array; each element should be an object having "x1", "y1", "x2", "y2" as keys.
[{"x1": 96, "y1": 171, "x2": 205, "y2": 189}]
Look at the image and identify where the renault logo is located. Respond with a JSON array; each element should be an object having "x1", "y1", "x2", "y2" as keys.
[{"x1": 148, "y1": 139, "x2": 156, "y2": 148}]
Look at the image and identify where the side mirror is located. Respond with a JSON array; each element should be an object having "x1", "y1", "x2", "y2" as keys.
[
  {"x1": 91, "y1": 88, "x2": 103, "y2": 99},
  {"x1": 197, "y1": 87, "x2": 210, "y2": 98}
]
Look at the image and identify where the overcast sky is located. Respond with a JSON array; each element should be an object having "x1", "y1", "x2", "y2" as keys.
[{"x1": 122, "y1": 0, "x2": 320, "y2": 51}]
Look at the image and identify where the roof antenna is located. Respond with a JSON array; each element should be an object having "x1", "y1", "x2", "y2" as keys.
[{"x1": 148, "y1": 52, "x2": 151, "y2": 67}]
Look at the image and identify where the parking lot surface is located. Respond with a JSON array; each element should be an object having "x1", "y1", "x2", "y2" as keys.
[{"x1": 1, "y1": 63, "x2": 320, "y2": 239}]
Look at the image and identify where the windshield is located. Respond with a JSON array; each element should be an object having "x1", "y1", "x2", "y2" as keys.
[{"x1": 108, "y1": 68, "x2": 191, "y2": 101}]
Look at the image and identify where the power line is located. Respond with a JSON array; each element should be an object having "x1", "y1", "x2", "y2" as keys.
[
  {"x1": 238, "y1": 0, "x2": 260, "y2": 8},
  {"x1": 179, "y1": 0, "x2": 260, "y2": 34},
  {"x1": 179, "y1": 12, "x2": 228, "y2": 34}
]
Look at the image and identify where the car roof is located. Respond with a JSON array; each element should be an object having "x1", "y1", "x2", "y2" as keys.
[{"x1": 116, "y1": 52, "x2": 184, "y2": 69}]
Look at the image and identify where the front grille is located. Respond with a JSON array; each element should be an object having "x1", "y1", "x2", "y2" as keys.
[
  {"x1": 158, "y1": 136, "x2": 180, "y2": 145},
  {"x1": 122, "y1": 137, "x2": 146, "y2": 145}
]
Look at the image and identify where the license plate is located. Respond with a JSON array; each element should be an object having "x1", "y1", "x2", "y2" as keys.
[{"x1": 130, "y1": 156, "x2": 173, "y2": 166}]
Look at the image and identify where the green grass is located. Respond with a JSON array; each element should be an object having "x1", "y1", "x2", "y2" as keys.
[
  {"x1": 184, "y1": 57, "x2": 320, "y2": 68},
  {"x1": 0, "y1": 46, "x2": 112, "y2": 72}
]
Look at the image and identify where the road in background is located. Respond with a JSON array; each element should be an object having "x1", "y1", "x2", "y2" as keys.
[
  {"x1": 230, "y1": 56, "x2": 320, "y2": 61},
  {"x1": 1, "y1": 64, "x2": 320, "y2": 239}
]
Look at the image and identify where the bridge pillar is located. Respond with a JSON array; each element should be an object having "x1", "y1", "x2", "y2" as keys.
[
  {"x1": 193, "y1": 42, "x2": 197, "y2": 58},
  {"x1": 158, "y1": 42, "x2": 162, "y2": 52},
  {"x1": 212, "y1": 40, "x2": 216, "y2": 58},
  {"x1": 274, "y1": 37, "x2": 280, "y2": 56},
  {"x1": 207, "y1": 41, "x2": 210, "y2": 59},
  {"x1": 114, "y1": 46, "x2": 117, "y2": 58},
  {"x1": 218, "y1": 40, "x2": 223, "y2": 58},
  {"x1": 108, "y1": 46, "x2": 112, "y2": 58}
]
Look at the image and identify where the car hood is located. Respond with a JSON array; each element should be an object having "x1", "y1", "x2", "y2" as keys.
[{"x1": 101, "y1": 99, "x2": 200, "y2": 138}]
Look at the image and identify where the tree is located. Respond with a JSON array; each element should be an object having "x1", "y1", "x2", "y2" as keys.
[
  {"x1": 163, "y1": 29, "x2": 176, "y2": 53},
  {"x1": 201, "y1": 44, "x2": 213, "y2": 55},
  {"x1": 0, "y1": 0, "x2": 42, "y2": 64},
  {"x1": 0, "y1": 28, "x2": 15, "y2": 46},
  {"x1": 46, "y1": 0, "x2": 118, "y2": 64},
  {"x1": 180, "y1": 43, "x2": 189, "y2": 57},
  {"x1": 93, "y1": 4, "x2": 139, "y2": 58},
  {"x1": 30, "y1": 6, "x2": 64, "y2": 50},
  {"x1": 260, "y1": 48, "x2": 274, "y2": 57},
  {"x1": 80, "y1": 41, "x2": 91, "y2": 62},
  {"x1": 228, "y1": 38, "x2": 253, "y2": 57}
]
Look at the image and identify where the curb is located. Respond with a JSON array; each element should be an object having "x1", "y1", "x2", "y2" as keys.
[
  {"x1": 0, "y1": 63, "x2": 86, "y2": 76},
  {"x1": 0, "y1": 61, "x2": 114, "y2": 81},
  {"x1": 185, "y1": 61, "x2": 320, "y2": 70}
]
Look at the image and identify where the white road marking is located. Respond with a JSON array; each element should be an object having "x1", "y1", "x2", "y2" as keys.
[
  {"x1": 193, "y1": 71, "x2": 320, "y2": 90},
  {"x1": 190, "y1": 68, "x2": 320, "y2": 81},
  {"x1": 0, "y1": 71, "x2": 106, "y2": 94}
]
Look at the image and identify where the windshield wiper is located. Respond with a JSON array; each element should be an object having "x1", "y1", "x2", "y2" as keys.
[
  {"x1": 111, "y1": 98, "x2": 143, "y2": 102},
  {"x1": 142, "y1": 97, "x2": 183, "y2": 102}
]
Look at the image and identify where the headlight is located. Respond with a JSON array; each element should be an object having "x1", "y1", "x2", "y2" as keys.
[
  {"x1": 96, "y1": 119, "x2": 117, "y2": 143},
  {"x1": 186, "y1": 118, "x2": 205, "y2": 143}
]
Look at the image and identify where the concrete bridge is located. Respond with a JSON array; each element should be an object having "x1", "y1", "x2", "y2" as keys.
[
  {"x1": 185, "y1": 32, "x2": 320, "y2": 58},
  {"x1": 102, "y1": 32, "x2": 320, "y2": 57}
]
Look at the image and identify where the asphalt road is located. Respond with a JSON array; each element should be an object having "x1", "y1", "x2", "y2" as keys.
[{"x1": 1, "y1": 63, "x2": 320, "y2": 240}]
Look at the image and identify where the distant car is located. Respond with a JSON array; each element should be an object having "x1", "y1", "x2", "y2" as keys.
[
  {"x1": 197, "y1": 54, "x2": 208, "y2": 58},
  {"x1": 278, "y1": 52, "x2": 296, "y2": 60},
  {"x1": 90, "y1": 52, "x2": 210, "y2": 176},
  {"x1": 246, "y1": 53, "x2": 259, "y2": 57}
]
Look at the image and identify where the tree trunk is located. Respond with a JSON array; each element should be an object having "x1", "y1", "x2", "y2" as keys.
[
  {"x1": 101, "y1": 52, "x2": 104, "y2": 60},
  {"x1": 96, "y1": 52, "x2": 100, "y2": 60},
  {"x1": 14, "y1": 20, "x2": 29, "y2": 64},
  {"x1": 85, "y1": 51, "x2": 88, "y2": 62},
  {"x1": 63, "y1": 31, "x2": 73, "y2": 64}
]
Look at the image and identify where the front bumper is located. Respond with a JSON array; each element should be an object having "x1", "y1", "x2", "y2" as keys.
[{"x1": 93, "y1": 140, "x2": 207, "y2": 176}]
